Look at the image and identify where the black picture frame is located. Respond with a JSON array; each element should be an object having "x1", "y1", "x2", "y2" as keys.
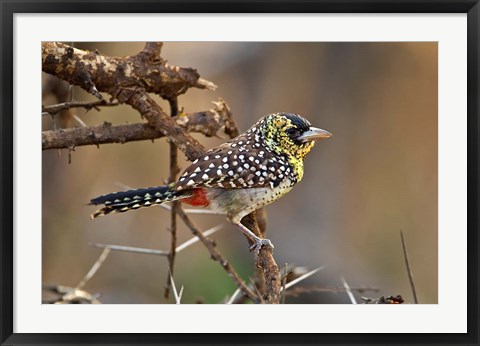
[{"x1": 1, "y1": 1, "x2": 479, "y2": 345}]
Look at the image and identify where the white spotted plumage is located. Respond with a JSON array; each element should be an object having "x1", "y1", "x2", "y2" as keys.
[{"x1": 91, "y1": 112, "x2": 329, "y2": 255}]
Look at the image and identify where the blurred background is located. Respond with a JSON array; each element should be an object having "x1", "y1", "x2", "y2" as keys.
[{"x1": 42, "y1": 42, "x2": 437, "y2": 304}]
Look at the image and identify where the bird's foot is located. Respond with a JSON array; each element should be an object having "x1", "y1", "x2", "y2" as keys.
[{"x1": 249, "y1": 238, "x2": 274, "y2": 254}]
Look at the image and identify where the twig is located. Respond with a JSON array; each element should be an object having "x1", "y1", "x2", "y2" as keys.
[
  {"x1": 42, "y1": 42, "x2": 213, "y2": 161},
  {"x1": 165, "y1": 96, "x2": 180, "y2": 299},
  {"x1": 42, "y1": 99, "x2": 119, "y2": 115},
  {"x1": 178, "y1": 286, "x2": 184, "y2": 303},
  {"x1": 341, "y1": 276, "x2": 357, "y2": 304},
  {"x1": 400, "y1": 230, "x2": 419, "y2": 304},
  {"x1": 89, "y1": 243, "x2": 169, "y2": 256},
  {"x1": 42, "y1": 75, "x2": 74, "y2": 129},
  {"x1": 226, "y1": 287, "x2": 242, "y2": 304},
  {"x1": 72, "y1": 114, "x2": 88, "y2": 128},
  {"x1": 169, "y1": 273, "x2": 183, "y2": 304},
  {"x1": 176, "y1": 207, "x2": 260, "y2": 303},
  {"x1": 284, "y1": 266, "x2": 325, "y2": 291},
  {"x1": 42, "y1": 42, "x2": 216, "y2": 100},
  {"x1": 211, "y1": 98, "x2": 240, "y2": 138},
  {"x1": 42, "y1": 104, "x2": 234, "y2": 151},
  {"x1": 197, "y1": 78, "x2": 217, "y2": 91},
  {"x1": 89, "y1": 224, "x2": 224, "y2": 256},
  {"x1": 75, "y1": 247, "x2": 111, "y2": 291},
  {"x1": 249, "y1": 278, "x2": 264, "y2": 304},
  {"x1": 285, "y1": 285, "x2": 380, "y2": 298},
  {"x1": 280, "y1": 263, "x2": 288, "y2": 304},
  {"x1": 116, "y1": 88, "x2": 206, "y2": 161},
  {"x1": 175, "y1": 224, "x2": 224, "y2": 252}
]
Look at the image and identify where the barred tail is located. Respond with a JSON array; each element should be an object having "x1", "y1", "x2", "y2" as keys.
[{"x1": 89, "y1": 185, "x2": 190, "y2": 219}]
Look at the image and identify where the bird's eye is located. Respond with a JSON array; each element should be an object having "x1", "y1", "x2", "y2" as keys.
[{"x1": 286, "y1": 128, "x2": 301, "y2": 138}]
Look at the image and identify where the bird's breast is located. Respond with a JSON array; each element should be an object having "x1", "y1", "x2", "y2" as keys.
[{"x1": 206, "y1": 178, "x2": 295, "y2": 222}]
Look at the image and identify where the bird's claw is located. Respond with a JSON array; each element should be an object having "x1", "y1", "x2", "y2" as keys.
[{"x1": 249, "y1": 238, "x2": 274, "y2": 254}]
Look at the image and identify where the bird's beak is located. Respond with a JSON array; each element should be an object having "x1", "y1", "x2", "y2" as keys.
[{"x1": 298, "y1": 127, "x2": 332, "y2": 143}]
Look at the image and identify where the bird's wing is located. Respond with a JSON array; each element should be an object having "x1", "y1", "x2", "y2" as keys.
[{"x1": 174, "y1": 146, "x2": 293, "y2": 191}]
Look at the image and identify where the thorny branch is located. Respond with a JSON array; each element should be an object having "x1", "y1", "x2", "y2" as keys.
[
  {"x1": 42, "y1": 42, "x2": 282, "y2": 304},
  {"x1": 42, "y1": 99, "x2": 119, "y2": 115},
  {"x1": 42, "y1": 42, "x2": 216, "y2": 100},
  {"x1": 165, "y1": 97, "x2": 180, "y2": 299},
  {"x1": 42, "y1": 101, "x2": 236, "y2": 150},
  {"x1": 242, "y1": 210, "x2": 281, "y2": 304},
  {"x1": 114, "y1": 87, "x2": 206, "y2": 161},
  {"x1": 42, "y1": 41, "x2": 211, "y2": 161},
  {"x1": 89, "y1": 224, "x2": 224, "y2": 256}
]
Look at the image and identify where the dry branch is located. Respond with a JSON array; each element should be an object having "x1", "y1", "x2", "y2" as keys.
[
  {"x1": 42, "y1": 99, "x2": 119, "y2": 115},
  {"x1": 242, "y1": 211, "x2": 281, "y2": 304},
  {"x1": 113, "y1": 87, "x2": 206, "y2": 161},
  {"x1": 400, "y1": 230, "x2": 418, "y2": 304},
  {"x1": 75, "y1": 247, "x2": 111, "y2": 291},
  {"x1": 165, "y1": 96, "x2": 180, "y2": 299},
  {"x1": 42, "y1": 42, "x2": 216, "y2": 100},
  {"x1": 42, "y1": 75, "x2": 75, "y2": 128},
  {"x1": 42, "y1": 102, "x2": 234, "y2": 150},
  {"x1": 89, "y1": 224, "x2": 224, "y2": 256},
  {"x1": 42, "y1": 42, "x2": 214, "y2": 161}
]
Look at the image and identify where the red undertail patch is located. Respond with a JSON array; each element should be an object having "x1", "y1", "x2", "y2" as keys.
[{"x1": 181, "y1": 188, "x2": 210, "y2": 207}]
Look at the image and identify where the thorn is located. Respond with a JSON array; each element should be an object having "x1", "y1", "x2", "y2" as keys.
[
  {"x1": 341, "y1": 276, "x2": 357, "y2": 304},
  {"x1": 283, "y1": 266, "x2": 326, "y2": 292}
]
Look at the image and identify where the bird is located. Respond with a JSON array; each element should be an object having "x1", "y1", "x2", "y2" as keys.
[{"x1": 89, "y1": 112, "x2": 332, "y2": 253}]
